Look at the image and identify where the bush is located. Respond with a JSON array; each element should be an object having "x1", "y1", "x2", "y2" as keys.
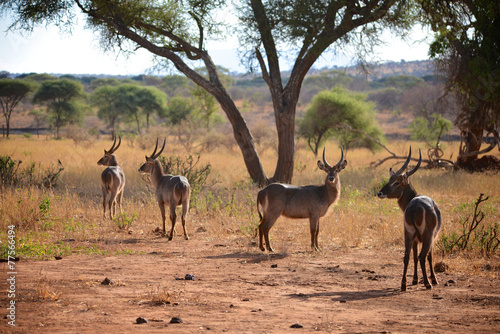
[
  {"x1": 158, "y1": 153, "x2": 214, "y2": 197},
  {"x1": 0, "y1": 155, "x2": 22, "y2": 186},
  {"x1": 0, "y1": 155, "x2": 64, "y2": 188},
  {"x1": 437, "y1": 194, "x2": 499, "y2": 257}
]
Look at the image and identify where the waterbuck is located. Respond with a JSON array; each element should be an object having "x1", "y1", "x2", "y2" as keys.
[
  {"x1": 97, "y1": 135, "x2": 125, "y2": 219},
  {"x1": 257, "y1": 147, "x2": 347, "y2": 252},
  {"x1": 139, "y1": 138, "x2": 191, "y2": 240},
  {"x1": 377, "y1": 147, "x2": 442, "y2": 291}
]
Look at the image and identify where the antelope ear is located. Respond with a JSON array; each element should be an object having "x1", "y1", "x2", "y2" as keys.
[
  {"x1": 389, "y1": 168, "x2": 396, "y2": 176},
  {"x1": 339, "y1": 160, "x2": 348, "y2": 170},
  {"x1": 104, "y1": 150, "x2": 108, "y2": 154},
  {"x1": 317, "y1": 160, "x2": 328, "y2": 172},
  {"x1": 145, "y1": 155, "x2": 148, "y2": 161}
]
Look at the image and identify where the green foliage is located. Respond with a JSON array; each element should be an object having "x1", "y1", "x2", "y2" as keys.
[
  {"x1": 114, "y1": 212, "x2": 137, "y2": 230},
  {"x1": 158, "y1": 153, "x2": 213, "y2": 197},
  {"x1": 0, "y1": 155, "x2": 22, "y2": 186},
  {"x1": 159, "y1": 75, "x2": 190, "y2": 97},
  {"x1": 438, "y1": 194, "x2": 499, "y2": 257},
  {"x1": 370, "y1": 75, "x2": 424, "y2": 90},
  {"x1": 420, "y1": 0, "x2": 500, "y2": 151},
  {"x1": 368, "y1": 87, "x2": 401, "y2": 111},
  {"x1": 92, "y1": 83, "x2": 166, "y2": 134},
  {"x1": 0, "y1": 155, "x2": 64, "y2": 188},
  {"x1": 33, "y1": 78, "x2": 86, "y2": 137},
  {"x1": 165, "y1": 96, "x2": 194, "y2": 125},
  {"x1": 409, "y1": 114, "x2": 452, "y2": 147},
  {"x1": 298, "y1": 86, "x2": 385, "y2": 155},
  {"x1": 0, "y1": 78, "x2": 37, "y2": 137}
]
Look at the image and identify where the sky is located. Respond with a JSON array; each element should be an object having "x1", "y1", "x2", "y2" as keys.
[{"x1": 0, "y1": 13, "x2": 433, "y2": 76}]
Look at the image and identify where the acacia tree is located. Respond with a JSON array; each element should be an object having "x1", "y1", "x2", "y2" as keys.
[
  {"x1": 299, "y1": 86, "x2": 384, "y2": 156},
  {"x1": 418, "y1": 0, "x2": 500, "y2": 168},
  {"x1": 2, "y1": 0, "x2": 413, "y2": 184},
  {"x1": 137, "y1": 86, "x2": 167, "y2": 130},
  {"x1": 0, "y1": 78, "x2": 35, "y2": 137},
  {"x1": 33, "y1": 79, "x2": 85, "y2": 137}
]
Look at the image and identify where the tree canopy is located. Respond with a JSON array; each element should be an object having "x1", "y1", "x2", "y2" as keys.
[
  {"x1": 33, "y1": 78, "x2": 86, "y2": 137},
  {"x1": 0, "y1": 78, "x2": 36, "y2": 137},
  {"x1": 418, "y1": 0, "x2": 500, "y2": 166},
  {"x1": 299, "y1": 86, "x2": 384, "y2": 155},
  {"x1": 91, "y1": 83, "x2": 166, "y2": 135}
]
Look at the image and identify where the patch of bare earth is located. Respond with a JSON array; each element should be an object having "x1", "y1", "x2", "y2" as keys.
[{"x1": 2, "y1": 234, "x2": 499, "y2": 333}]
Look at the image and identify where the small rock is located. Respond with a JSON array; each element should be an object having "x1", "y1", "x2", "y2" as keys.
[
  {"x1": 54, "y1": 256, "x2": 63, "y2": 260},
  {"x1": 271, "y1": 264, "x2": 278, "y2": 268},
  {"x1": 170, "y1": 317, "x2": 183, "y2": 324},
  {"x1": 290, "y1": 323, "x2": 303, "y2": 328},
  {"x1": 185, "y1": 274, "x2": 195, "y2": 280},
  {"x1": 434, "y1": 261, "x2": 448, "y2": 273},
  {"x1": 101, "y1": 277, "x2": 113, "y2": 285},
  {"x1": 136, "y1": 317, "x2": 148, "y2": 324},
  {"x1": 445, "y1": 279, "x2": 457, "y2": 287}
]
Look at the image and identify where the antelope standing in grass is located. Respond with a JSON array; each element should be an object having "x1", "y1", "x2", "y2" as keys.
[
  {"x1": 139, "y1": 138, "x2": 191, "y2": 240},
  {"x1": 97, "y1": 135, "x2": 125, "y2": 219},
  {"x1": 257, "y1": 147, "x2": 347, "y2": 252},
  {"x1": 377, "y1": 147, "x2": 442, "y2": 291}
]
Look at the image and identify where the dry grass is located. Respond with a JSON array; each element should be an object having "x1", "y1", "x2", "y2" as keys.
[{"x1": 1, "y1": 135, "x2": 499, "y2": 273}]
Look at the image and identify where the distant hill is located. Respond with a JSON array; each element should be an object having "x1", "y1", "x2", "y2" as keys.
[{"x1": 340, "y1": 60, "x2": 435, "y2": 80}]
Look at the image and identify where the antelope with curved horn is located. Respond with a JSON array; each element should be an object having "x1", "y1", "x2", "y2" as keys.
[
  {"x1": 139, "y1": 138, "x2": 191, "y2": 240},
  {"x1": 257, "y1": 147, "x2": 347, "y2": 252},
  {"x1": 377, "y1": 147, "x2": 442, "y2": 291},
  {"x1": 97, "y1": 135, "x2": 125, "y2": 219}
]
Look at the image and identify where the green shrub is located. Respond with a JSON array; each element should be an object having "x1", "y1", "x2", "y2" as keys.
[{"x1": 158, "y1": 153, "x2": 214, "y2": 197}]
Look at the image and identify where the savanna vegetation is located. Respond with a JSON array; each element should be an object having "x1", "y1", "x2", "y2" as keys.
[{"x1": 0, "y1": 136, "x2": 499, "y2": 275}]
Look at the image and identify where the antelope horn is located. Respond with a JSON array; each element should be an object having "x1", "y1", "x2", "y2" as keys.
[
  {"x1": 149, "y1": 138, "x2": 160, "y2": 158},
  {"x1": 152, "y1": 138, "x2": 166, "y2": 159},
  {"x1": 335, "y1": 146, "x2": 344, "y2": 167},
  {"x1": 322, "y1": 147, "x2": 332, "y2": 169},
  {"x1": 407, "y1": 149, "x2": 422, "y2": 177},
  {"x1": 112, "y1": 134, "x2": 121, "y2": 152},
  {"x1": 395, "y1": 147, "x2": 412, "y2": 175},
  {"x1": 108, "y1": 135, "x2": 117, "y2": 152}
]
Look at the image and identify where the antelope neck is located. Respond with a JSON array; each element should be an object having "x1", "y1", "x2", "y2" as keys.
[
  {"x1": 150, "y1": 160, "x2": 165, "y2": 189},
  {"x1": 397, "y1": 184, "x2": 418, "y2": 211},
  {"x1": 107, "y1": 155, "x2": 119, "y2": 166},
  {"x1": 323, "y1": 174, "x2": 340, "y2": 203}
]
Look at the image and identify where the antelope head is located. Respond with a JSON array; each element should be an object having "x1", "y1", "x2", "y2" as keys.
[
  {"x1": 317, "y1": 147, "x2": 347, "y2": 185},
  {"x1": 97, "y1": 135, "x2": 121, "y2": 166},
  {"x1": 138, "y1": 138, "x2": 166, "y2": 174},
  {"x1": 377, "y1": 147, "x2": 422, "y2": 199}
]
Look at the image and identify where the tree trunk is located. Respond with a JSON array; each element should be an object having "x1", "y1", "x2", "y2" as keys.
[
  {"x1": 5, "y1": 114, "x2": 10, "y2": 138},
  {"x1": 214, "y1": 92, "x2": 268, "y2": 185},
  {"x1": 271, "y1": 101, "x2": 296, "y2": 183},
  {"x1": 456, "y1": 127, "x2": 484, "y2": 168}
]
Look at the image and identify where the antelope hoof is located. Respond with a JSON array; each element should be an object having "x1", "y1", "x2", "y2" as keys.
[
  {"x1": 184, "y1": 235, "x2": 189, "y2": 240},
  {"x1": 425, "y1": 283, "x2": 433, "y2": 290},
  {"x1": 401, "y1": 283, "x2": 407, "y2": 291},
  {"x1": 412, "y1": 278, "x2": 418, "y2": 285},
  {"x1": 267, "y1": 247, "x2": 275, "y2": 253},
  {"x1": 431, "y1": 278, "x2": 438, "y2": 285}
]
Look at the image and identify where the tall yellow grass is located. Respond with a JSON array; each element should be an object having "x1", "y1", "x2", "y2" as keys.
[{"x1": 0, "y1": 136, "x2": 499, "y2": 273}]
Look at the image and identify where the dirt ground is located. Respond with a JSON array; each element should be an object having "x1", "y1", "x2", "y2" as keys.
[{"x1": 2, "y1": 230, "x2": 500, "y2": 334}]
